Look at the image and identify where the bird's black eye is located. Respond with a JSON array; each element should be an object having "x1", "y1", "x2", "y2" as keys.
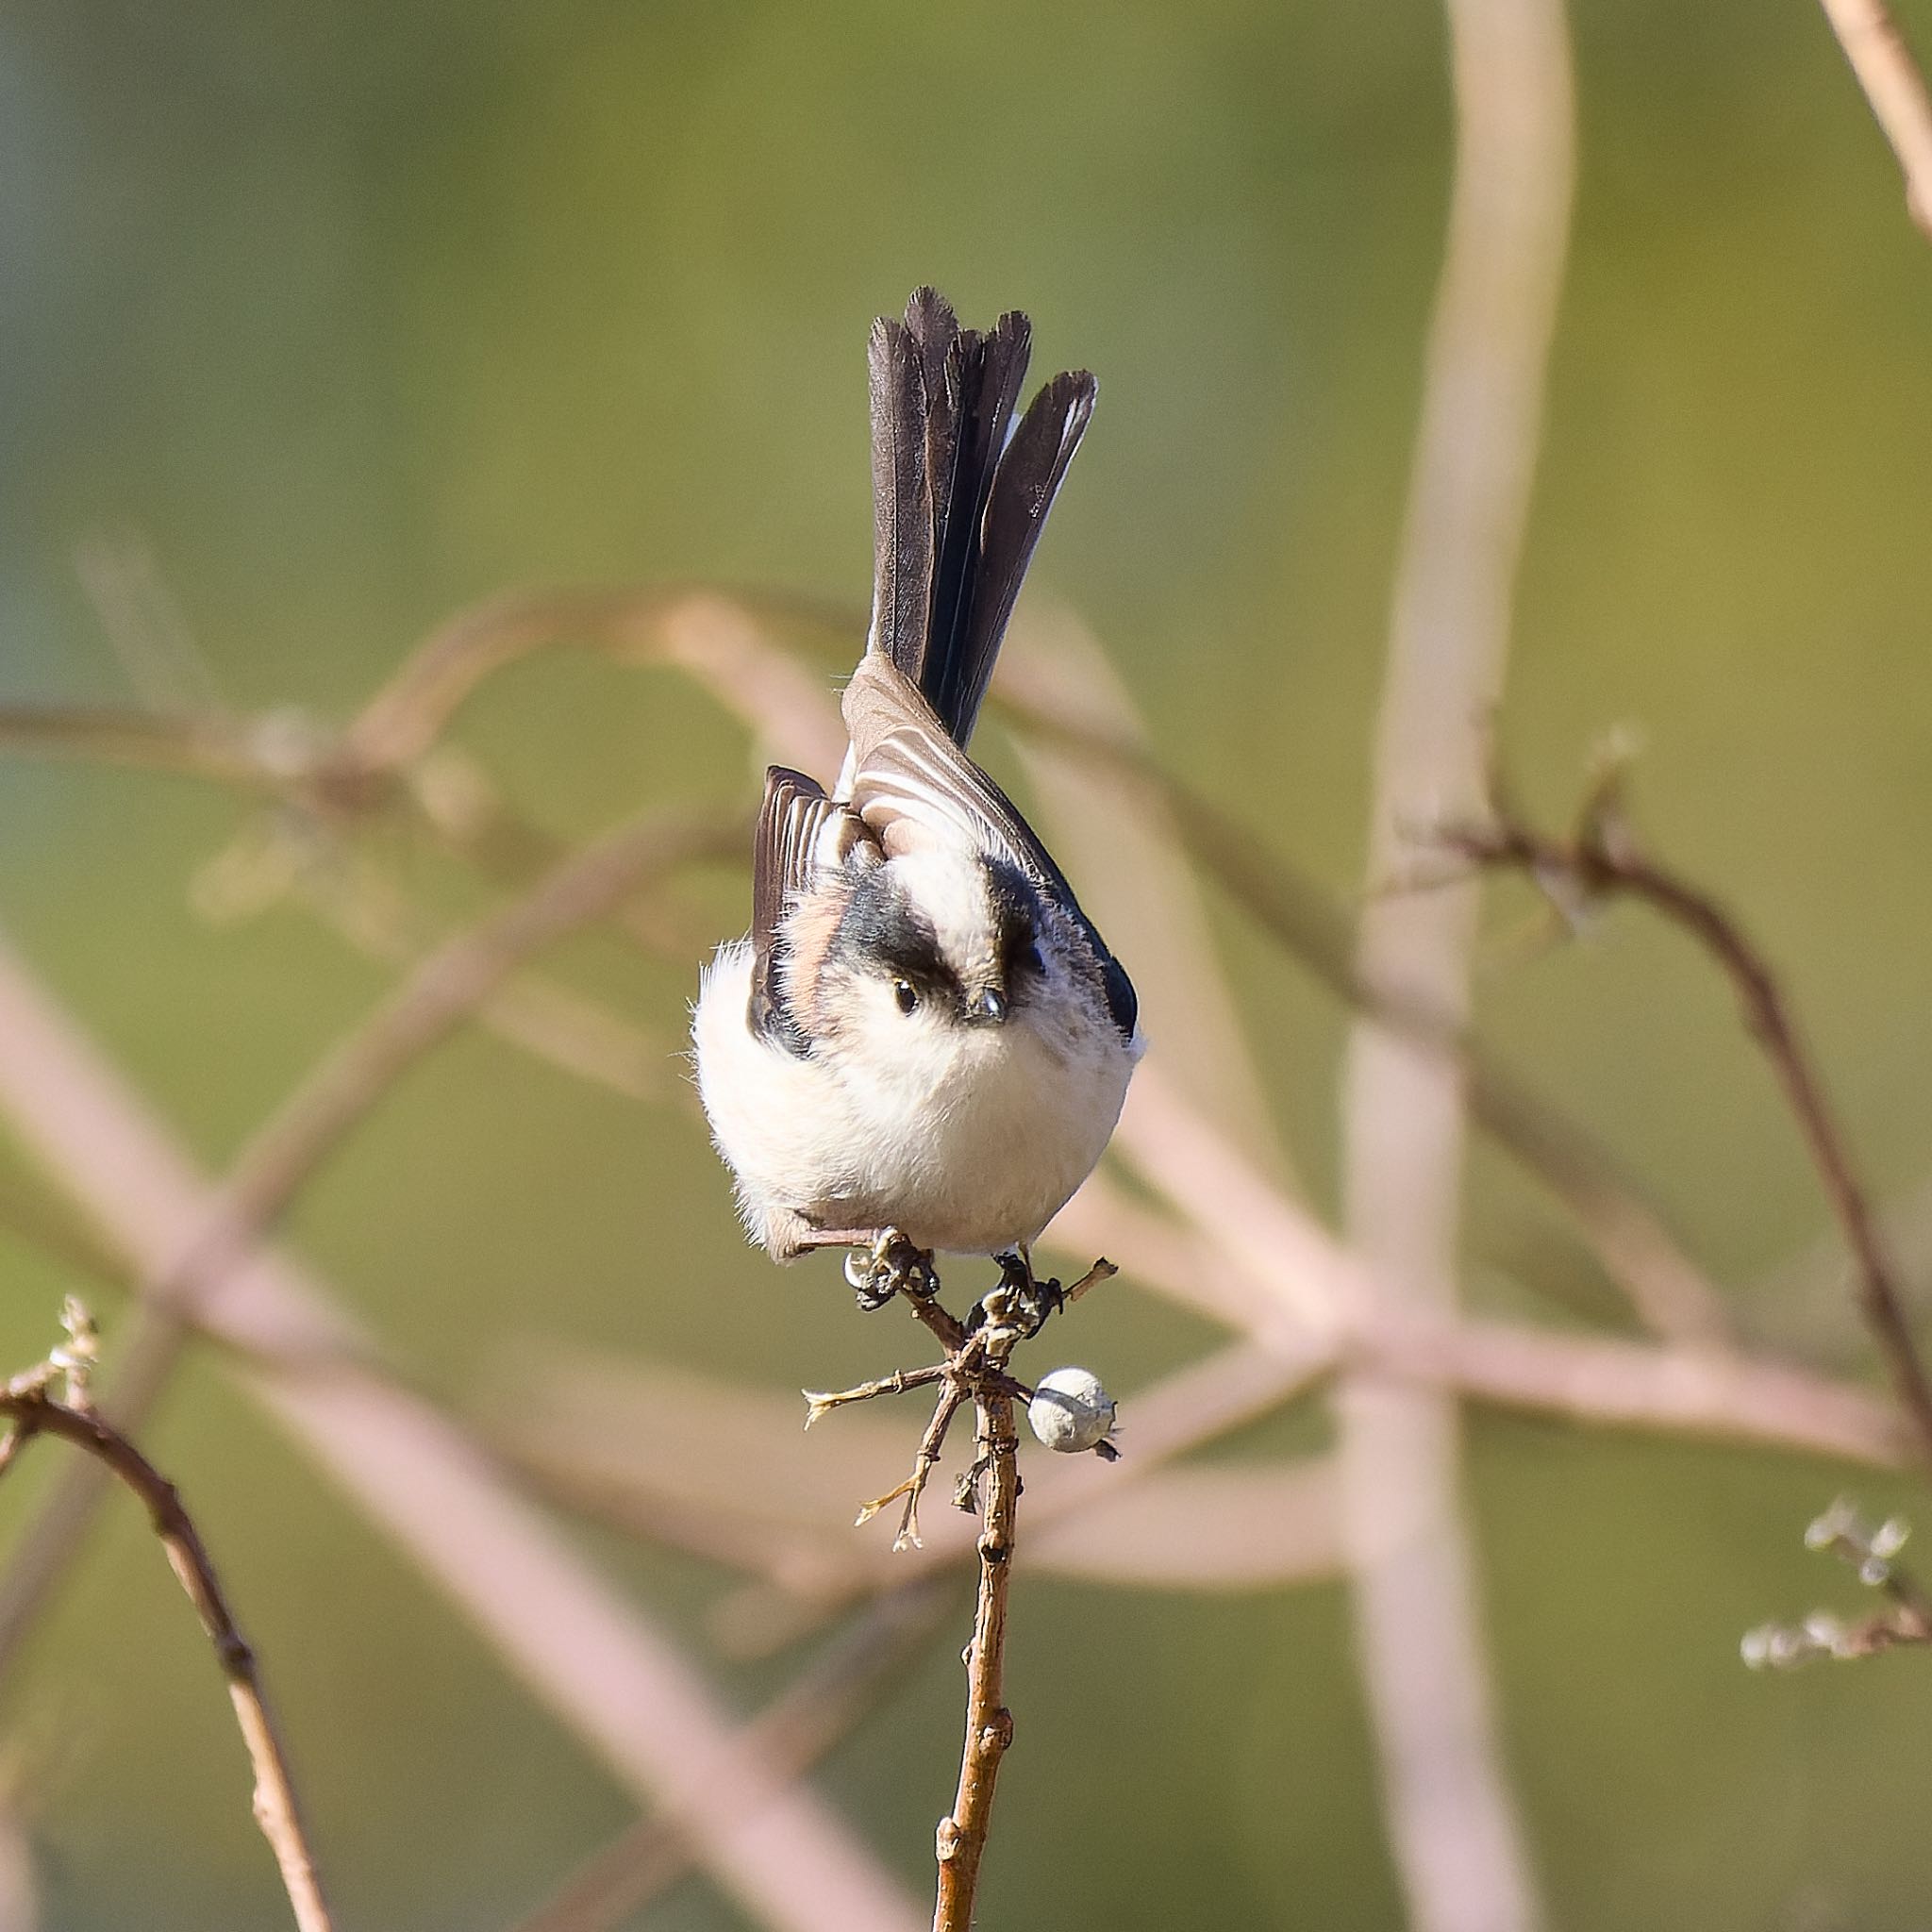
[{"x1": 893, "y1": 978, "x2": 919, "y2": 1015}]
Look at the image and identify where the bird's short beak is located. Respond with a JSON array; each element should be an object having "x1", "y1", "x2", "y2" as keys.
[{"x1": 964, "y1": 985, "x2": 1008, "y2": 1025}]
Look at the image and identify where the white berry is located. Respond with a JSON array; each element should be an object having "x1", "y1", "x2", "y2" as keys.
[{"x1": 1027, "y1": 1367, "x2": 1117, "y2": 1453}]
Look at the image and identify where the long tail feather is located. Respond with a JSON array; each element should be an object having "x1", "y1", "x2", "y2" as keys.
[
  {"x1": 924, "y1": 310, "x2": 1031, "y2": 739},
  {"x1": 863, "y1": 289, "x2": 1091, "y2": 749},
  {"x1": 952, "y1": 367, "x2": 1097, "y2": 735},
  {"x1": 866, "y1": 313, "x2": 935, "y2": 675}
]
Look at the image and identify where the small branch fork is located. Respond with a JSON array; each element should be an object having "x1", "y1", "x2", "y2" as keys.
[
  {"x1": 0, "y1": 1302, "x2": 334, "y2": 1932},
  {"x1": 803, "y1": 1241, "x2": 1117, "y2": 1932},
  {"x1": 1430, "y1": 772, "x2": 1932, "y2": 1478}
]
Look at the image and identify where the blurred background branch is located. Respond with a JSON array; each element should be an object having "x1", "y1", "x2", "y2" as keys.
[
  {"x1": 1441, "y1": 796, "x2": 1932, "y2": 1466},
  {"x1": 1337, "y1": 2, "x2": 1574, "y2": 1928},
  {"x1": 1817, "y1": 0, "x2": 1932, "y2": 236}
]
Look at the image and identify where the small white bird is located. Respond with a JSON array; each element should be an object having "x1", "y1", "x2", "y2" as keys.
[{"x1": 693, "y1": 288, "x2": 1142, "y2": 1284}]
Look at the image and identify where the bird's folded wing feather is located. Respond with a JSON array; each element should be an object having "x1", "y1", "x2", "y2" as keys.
[{"x1": 750, "y1": 766, "x2": 864, "y2": 1046}]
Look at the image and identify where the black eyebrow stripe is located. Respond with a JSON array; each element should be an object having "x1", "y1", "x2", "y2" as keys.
[
  {"x1": 831, "y1": 870, "x2": 958, "y2": 991},
  {"x1": 983, "y1": 858, "x2": 1041, "y2": 978}
]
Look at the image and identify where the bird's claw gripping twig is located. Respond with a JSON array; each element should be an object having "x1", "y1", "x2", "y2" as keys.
[{"x1": 843, "y1": 1228, "x2": 938, "y2": 1310}]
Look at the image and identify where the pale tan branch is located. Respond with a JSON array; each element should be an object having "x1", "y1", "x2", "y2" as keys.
[
  {"x1": 1817, "y1": 0, "x2": 1932, "y2": 237},
  {"x1": 0, "y1": 703, "x2": 284, "y2": 791},
  {"x1": 1335, "y1": 0, "x2": 1577, "y2": 1914},
  {"x1": 343, "y1": 582, "x2": 853, "y2": 774}
]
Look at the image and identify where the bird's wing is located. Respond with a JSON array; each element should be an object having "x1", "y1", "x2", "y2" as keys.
[
  {"x1": 750, "y1": 766, "x2": 866, "y2": 1049},
  {"x1": 841, "y1": 654, "x2": 1138, "y2": 1038}
]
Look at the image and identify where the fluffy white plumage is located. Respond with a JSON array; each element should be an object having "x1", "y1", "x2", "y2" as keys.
[{"x1": 694, "y1": 843, "x2": 1139, "y2": 1258}]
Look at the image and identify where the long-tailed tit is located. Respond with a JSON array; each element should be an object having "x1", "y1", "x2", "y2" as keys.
[{"x1": 693, "y1": 288, "x2": 1141, "y2": 1282}]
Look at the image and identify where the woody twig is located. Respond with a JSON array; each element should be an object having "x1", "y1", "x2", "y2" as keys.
[
  {"x1": 803, "y1": 1252, "x2": 1117, "y2": 1932},
  {"x1": 0, "y1": 1302, "x2": 333, "y2": 1932}
]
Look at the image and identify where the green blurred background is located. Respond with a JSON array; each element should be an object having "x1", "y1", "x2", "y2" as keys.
[{"x1": 6, "y1": 1, "x2": 1932, "y2": 1926}]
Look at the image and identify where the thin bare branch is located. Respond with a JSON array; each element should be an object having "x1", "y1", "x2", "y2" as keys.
[
  {"x1": 1743, "y1": 1497, "x2": 1932, "y2": 1666},
  {"x1": 0, "y1": 1374, "x2": 332, "y2": 1932},
  {"x1": 342, "y1": 582, "x2": 853, "y2": 775},
  {"x1": 1445, "y1": 808, "x2": 1932, "y2": 1473},
  {"x1": 1753, "y1": 1168, "x2": 1932, "y2": 1363},
  {"x1": 0, "y1": 703, "x2": 286, "y2": 791},
  {"x1": 932, "y1": 1389, "x2": 1020, "y2": 1932},
  {"x1": 792, "y1": 1262, "x2": 1100, "y2": 1932},
  {"x1": 1817, "y1": 0, "x2": 1932, "y2": 238},
  {"x1": 493, "y1": 1348, "x2": 1346, "y2": 1592}
]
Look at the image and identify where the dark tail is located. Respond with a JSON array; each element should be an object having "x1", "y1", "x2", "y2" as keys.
[{"x1": 866, "y1": 288, "x2": 1097, "y2": 748}]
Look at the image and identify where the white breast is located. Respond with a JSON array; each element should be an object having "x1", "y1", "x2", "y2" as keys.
[
  {"x1": 692, "y1": 935, "x2": 1138, "y2": 1260},
  {"x1": 823, "y1": 986, "x2": 1135, "y2": 1255}
]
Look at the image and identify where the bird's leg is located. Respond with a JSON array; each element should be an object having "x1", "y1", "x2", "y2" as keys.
[
  {"x1": 984, "y1": 1244, "x2": 1064, "y2": 1342},
  {"x1": 782, "y1": 1225, "x2": 941, "y2": 1307}
]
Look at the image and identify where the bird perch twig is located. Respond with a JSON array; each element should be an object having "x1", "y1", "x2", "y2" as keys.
[
  {"x1": 932, "y1": 1387, "x2": 1020, "y2": 1932},
  {"x1": 806, "y1": 1253, "x2": 1116, "y2": 1932},
  {"x1": 0, "y1": 1303, "x2": 333, "y2": 1932}
]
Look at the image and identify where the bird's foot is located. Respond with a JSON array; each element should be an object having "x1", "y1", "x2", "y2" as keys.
[
  {"x1": 978, "y1": 1247, "x2": 1065, "y2": 1345},
  {"x1": 843, "y1": 1228, "x2": 938, "y2": 1311}
]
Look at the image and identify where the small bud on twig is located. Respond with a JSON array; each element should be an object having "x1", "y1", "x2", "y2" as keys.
[{"x1": 1744, "y1": 1498, "x2": 1932, "y2": 1669}]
